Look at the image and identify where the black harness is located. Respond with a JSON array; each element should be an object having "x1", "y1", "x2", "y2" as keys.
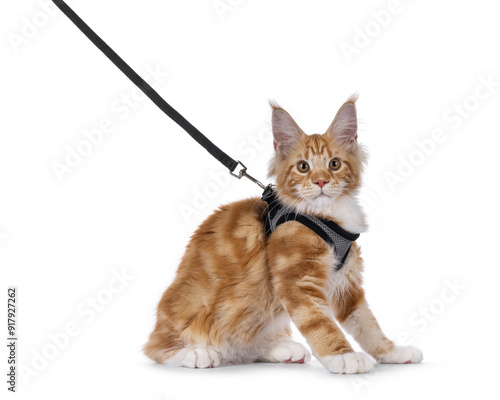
[
  {"x1": 261, "y1": 187, "x2": 360, "y2": 270},
  {"x1": 52, "y1": 0, "x2": 361, "y2": 268}
]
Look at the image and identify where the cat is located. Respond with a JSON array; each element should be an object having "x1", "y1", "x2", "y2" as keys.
[{"x1": 143, "y1": 95, "x2": 423, "y2": 373}]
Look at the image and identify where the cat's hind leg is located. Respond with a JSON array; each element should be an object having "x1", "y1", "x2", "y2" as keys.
[
  {"x1": 255, "y1": 311, "x2": 311, "y2": 364},
  {"x1": 171, "y1": 346, "x2": 222, "y2": 368},
  {"x1": 144, "y1": 330, "x2": 223, "y2": 368}
]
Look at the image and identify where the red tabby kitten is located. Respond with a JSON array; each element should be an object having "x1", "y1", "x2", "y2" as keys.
[{"x1": 144, "y1": 96, "x2": 422, "y2": 373}]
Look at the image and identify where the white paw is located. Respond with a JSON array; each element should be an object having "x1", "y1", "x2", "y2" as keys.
[
  {"x1": 376, "y1": 345, "x2": 423, "y2": 364},
  {"x1": 179, "y1": 347, "x2": 221, "y2": 368},
  {"x1": 321, "y1": 352, "x2": 373, "y2": 374},
  {"x1": 262, "y1": 341, "x2": 311, "y2": 364}
]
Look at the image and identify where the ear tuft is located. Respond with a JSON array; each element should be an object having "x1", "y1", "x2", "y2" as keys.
[
  {"x1": 268, "y1": 99, "x2": 282, "y2": 111},
  {"x1": 270, "y1": 100, "x2": 303, "y2": 154},
  {"x1": 346, "y1": 93, "x2": 359, "y2": 106},
  {"x1": 328, "y1": 94, "x2": 359, "y2": 150}
]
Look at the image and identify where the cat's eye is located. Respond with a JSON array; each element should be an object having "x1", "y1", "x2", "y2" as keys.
[
  {"x1": 297, "y1": 161, "x2": 310, "y2": 173},
  {"x1": 329, "y1": 158, "x2": 341, "y2": 171}
]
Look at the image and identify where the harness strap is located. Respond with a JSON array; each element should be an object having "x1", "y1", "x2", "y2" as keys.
[
  {"x1": 262, "y1": 186, "x2": 360, "y2": 270},
  {"x1": 52, "y1": 0, "x2": 238, "y2": 173}
]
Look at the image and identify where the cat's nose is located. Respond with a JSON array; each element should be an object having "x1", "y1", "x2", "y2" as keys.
[{"x1": 314, "y1": 179, "x2": 329, "y2": 188}]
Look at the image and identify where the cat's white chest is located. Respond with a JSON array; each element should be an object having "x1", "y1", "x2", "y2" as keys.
[{"x1": 328, "y1": 197, "x2": 368, "y2": 234}]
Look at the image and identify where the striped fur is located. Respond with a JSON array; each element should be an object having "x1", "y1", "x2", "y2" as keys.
[{"x1": 144, "y1": 96, "x2": 422, "y2": 372}]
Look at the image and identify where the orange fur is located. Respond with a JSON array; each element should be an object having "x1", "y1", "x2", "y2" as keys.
[
  {"x1": 144, "y1": 197, "x2": 290, "y2": 364},
  {"x1": 144, "y1": 96, "x2": 421, "y2": 371}
]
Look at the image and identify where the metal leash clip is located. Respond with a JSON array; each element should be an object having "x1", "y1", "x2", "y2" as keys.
[{"x1": 230, "y1": 161, "x2": 268, "y2": 190}]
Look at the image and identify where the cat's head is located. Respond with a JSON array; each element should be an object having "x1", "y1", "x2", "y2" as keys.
[{"x1": 267, "y1": 95, "x2": 367, "y2": 215}]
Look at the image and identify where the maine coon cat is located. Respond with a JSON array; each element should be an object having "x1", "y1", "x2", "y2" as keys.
[{"x1": 144, "y1": 96, "x2": 423, "y2": 373}]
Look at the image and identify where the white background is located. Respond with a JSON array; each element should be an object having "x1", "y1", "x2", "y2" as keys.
[{"x1": 1, "y1": 0, "x2": 500, "y2": 399}]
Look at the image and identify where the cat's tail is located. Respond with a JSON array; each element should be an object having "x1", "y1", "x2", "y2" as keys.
[{"x1": 143, "y1": 329, "x2": 184, "y2": 364}]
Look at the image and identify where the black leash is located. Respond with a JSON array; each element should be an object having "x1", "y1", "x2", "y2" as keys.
[
  {"x1": 51, "y1": 1, "x2": 359, "y2": 266},
  {"x1": 52, "y1": 0, "x2": 266, "y2": 188}
]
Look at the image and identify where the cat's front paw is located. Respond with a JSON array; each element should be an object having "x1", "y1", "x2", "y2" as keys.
[
  {"x1": 321, "y1": 352, "x2": 373, "y2": 374},
  {"x1": 261, "y1": 341, "x2": 311, "y2": 364},
  {"x1": 376, "y1": 345, "x2": 423, "y2": 364}
]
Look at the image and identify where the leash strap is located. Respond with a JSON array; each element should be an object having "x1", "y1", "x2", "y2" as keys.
[
  {"x1": 52, "y1": 1, "x2": 360, "y2": 264},
  {"x1": 52, "y1": 0, "x2": 239, "y2": 174}
]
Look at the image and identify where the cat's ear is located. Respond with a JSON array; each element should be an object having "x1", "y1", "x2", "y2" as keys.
[
  {"x1": 327, "y1": 94, "x2": 358, "y2": 150},
  {"x1": 270, "y1": 101, "x2": 304, "y2": 154}
]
